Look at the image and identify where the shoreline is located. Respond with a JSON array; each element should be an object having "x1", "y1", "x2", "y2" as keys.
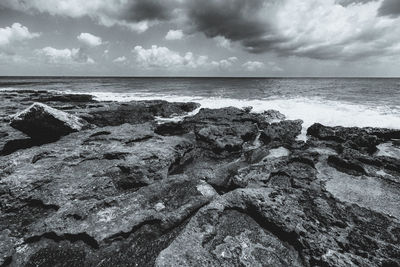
[
  {"x1": 1, "y1": 89, "x2": 400, "y2": 266},
  {"x1": 2, "y1": 87, "x2": 400, "y2": 131}
]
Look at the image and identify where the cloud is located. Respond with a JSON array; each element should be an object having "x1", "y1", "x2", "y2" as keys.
[
  {"x1": 0, "y1": 23, "x2": 40, "y2": 47},
  {"x1": 133, "y1": 45, "x2": 209, "y2": 69},
  {"x1": 113, "y1": 56, "x2": 127, "y2": 63},
  {"x1": 267, "y1": 61, "x2": 283, "y2": 72},
  {"x1": 77, "y1": 33, "x2": 102, "y2": 47},
  {"x1": 213, "y1": 36, "x2": 232, "y2": 49},
  {"x1": 165, "y1": 29, "x2": 184, "y2": 40},
  {"x1": 0, "y1": 0, "x2": 177, "y2": 33},
  {"x1": 183, "y1": 0, "x2": 400, "y2": 60},
  {"x1": 242, "y1": 61, "x2": 265, "y2": 71},
  {"x1": 378, "y1": 0, "x2": 400, "y2": 17},
  {"x1": 36, "y1": 47, "x2": 94, "y2": 64},
  {"x1": 211, "y1": 57, "x2": 238, "y2": 69},
  {"x1": 3, "y1": 0, "x2": 400, "y2": 61}
]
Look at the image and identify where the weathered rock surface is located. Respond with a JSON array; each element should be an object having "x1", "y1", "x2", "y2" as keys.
[
  {"x1": 10, "y1": 102, "x2": 88, "y2": 140},
  {"x1": 0, "y1": 91, "x2": 399, "y2": 267},
  {"x1": 82, "y1": 100, "x2": 200, "y2": 127},
  {"x1": 0, "y1": 124, "x2": 32, "y2": 156}
]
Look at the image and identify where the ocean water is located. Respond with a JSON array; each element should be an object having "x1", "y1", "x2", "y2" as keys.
[{"x1": 1, "y1": 77, "x2": 400, "y2": 132}]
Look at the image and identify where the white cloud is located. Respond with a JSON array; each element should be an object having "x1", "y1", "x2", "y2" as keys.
[
  {"x1": 0, "y1": 23, "x2": 40, "y2": 47},
  {"x1": 211, "y1": 57, "x2": 238, "y2": 69},
  {"x1": 0, "y1": 52, "x2": 27, "y2": 64},
  {"x1": 242, "y1": 61, "x2": 265, "y2": 71},
  {"x1": 0, "y1": 0, "x2": 173, "y2": 33},
  {"x1": 213, "y1": 36, "x2": 231, "y2": 49},
  {"x1": 266, "y1": 62, "x2": 283, "y2": 72},
  {"x1": 36, "y1": 47, "x2": 94, "y2": 64},
  {"x1": 77, "y1": 32, "x2": 102, "y2": 47},
  {"x1": 132, "y1": 45, "x2": 208, "y2": 69},
  {"x1": 165, "y1": 29, "x2": 184, "y2": 40},
  {"x1": 113, "y1": 56, "x2": 127, "y2": 63}
]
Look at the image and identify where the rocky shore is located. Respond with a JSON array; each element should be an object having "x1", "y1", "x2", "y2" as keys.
[{"x1": 0, "y1": 89, "x2": 399, "y2": 267}]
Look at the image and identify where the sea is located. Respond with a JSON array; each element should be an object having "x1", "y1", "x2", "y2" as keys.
[{"x1": 1, "y1": 77, "x2": 400, "y2": 134}]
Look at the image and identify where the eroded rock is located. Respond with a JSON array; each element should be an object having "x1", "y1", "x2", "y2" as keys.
[{"x1": 10, "y1": 102, "x2": 88, "y2": 140}]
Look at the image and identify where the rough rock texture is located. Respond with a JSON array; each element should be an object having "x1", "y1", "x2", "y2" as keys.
[
  {"x1": 0, "y1": 91, "x2": 399, "y2": 267},
  {"x1": 82, "y1": 100, "x2": 200, "y2": 127},
  {"x1": 10, "y1": 102, "x2": 88, "y2": 140},
  {"x1": 0, "y1": 124, "x2": 31, "y2": 156}
]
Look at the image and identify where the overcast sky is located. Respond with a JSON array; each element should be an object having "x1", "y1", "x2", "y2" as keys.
[{"x1": 1, "y1": 0, "x2": 400, "y2": 77}]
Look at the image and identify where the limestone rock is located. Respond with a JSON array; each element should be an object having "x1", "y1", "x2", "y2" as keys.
[{"x1": 10, "y1": 102, "x2": 88, "y2": 140}]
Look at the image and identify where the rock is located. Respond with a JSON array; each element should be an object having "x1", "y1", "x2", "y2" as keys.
[
  {"x1": 0, "y1": 124, "x2": 33, "y2": 155},
  {"x1": 196, "y1": 125, "x2": 258, "y2": 154},
  {"x1": 327, "y1": 155, "x2": 367, "y2": 176},
  {"x1": 83, "y1": 100, "x2": 200, "y2": 127},
  {"x1": 155, "y1": 122, "x2": 188, "y2": 136},
  {"x1": 2, "y1": 90, "x2": 400, "y2": 266},
  {"x1": 180, "y1": 107, "x2": 269, "y2": 155},
  {"x1": 10, "y1": 103, "x2": 88, "y2": 140},
  {"x1": 184, "y1": 107, "x2": 265, "y2": 128},
  {"x1": 262, "y1": 109, "x2": 286, "y2": 122},
  {"x1": 36, "y1": 94, "x2": 95, "y2": 103},
  {"x1": 307, "y1": 123, "x2": 400, "y2": 153},
  {"x1": 157, "y1": 160, "x2": 400, "y2": 267},
  {"x1": 0, "y1": 122, "x2": 217, "y2": 266},
  {"x1": 242, "y1": 106, "x2": 253, "y2": 113},
  {"x1": 260, "y1": 119, "x2": 303, "y2": 145}
]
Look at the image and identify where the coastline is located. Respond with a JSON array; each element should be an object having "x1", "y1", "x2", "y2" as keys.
[{"x1": 1, "y1": 89, "x2": 400, "y2": 266}]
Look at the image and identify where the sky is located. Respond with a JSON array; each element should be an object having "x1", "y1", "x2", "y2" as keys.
[{"x1": 0, "y1": 0, "x2": 400, "y2": 77}]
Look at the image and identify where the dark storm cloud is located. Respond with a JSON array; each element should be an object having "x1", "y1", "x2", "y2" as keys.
[
  {"x1": 118, "y1": 0, "x2": 173, "y2": 22},
  {"x1": 186, "y1": 0, "x2": 266, "y2": 40},
  {"x1": 335, "y1": 0, "x2": 377, "y2": 7},
  {"x1": 378, "y1": 0, "x2": 400, "y2": 17},
  {"x1": 184, "y1": 0, "x2": 285, "y2": 53},
  {"x1": 0, "y1": 0, "x2": 177, "y2": 32}
]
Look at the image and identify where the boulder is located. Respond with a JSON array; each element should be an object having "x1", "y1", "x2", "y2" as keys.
[{"x1": 10, "y1": 103, "x2": 88, "y2": 140}]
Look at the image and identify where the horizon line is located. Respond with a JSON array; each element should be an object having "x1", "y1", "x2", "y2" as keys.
[{"x1": 1, "y1": 76, "x2": 400, "y2": 79}]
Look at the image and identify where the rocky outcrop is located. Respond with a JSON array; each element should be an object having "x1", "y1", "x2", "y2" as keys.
[
  {"x1": 10, "y1": 102, "x2": 88, "y2": 140},
  {"x1": 0, "y1": 92, "x2": 399, "y2": 267},
  {"x1": 307, "y1": 123, "x2": 400, "y2": 153},
  {"x1": 83, "y1": 100, "x2": 200, "y2": 127},
  {"x1": 260, "y1": 119, "x2": 303, "y2": 146}
]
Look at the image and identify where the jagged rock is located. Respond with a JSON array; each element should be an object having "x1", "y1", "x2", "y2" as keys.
[
  {"x1": 260, "y1": 119, "x2": 303, "y2": 145},
  {"x1": 307, "y1": 123, "x2": 400, "y2": 153},
  {"x1": 0, "y1": 122, "x2": 217, "y2": 266},
  {"x1": 183, "y1": 107, "x2": 266, "y2": 128},
  {"x1": 327, "y1": 155, "x2": 367, "y2": 176},
  {"x1": 157, "y1": 161, "x2": 400, "y2": 267},
  {"x1": 1, "y1": 90, "x2": 400, "y2": 266},
  {"x1": 180, "y1": 107, "x2": 269, "y2": 155},
  {"x1": 155, "y1": 122, "x2": 188, "y2": 136},
  {"x1": 262, "y1": 109, "x2": 286, "y2": 122},
  {"x1": 196, "y1": 124, "x2": 258, "y2": 154},
  {"x1": 36, "y1": 94, "x2": 95, "y2": 103},
  {"x1": 10, "y1": 103, "x2": 88, "y2": 140},
  {"x1": 83, "y1": 100, "x2": 200, "y2": 127}
]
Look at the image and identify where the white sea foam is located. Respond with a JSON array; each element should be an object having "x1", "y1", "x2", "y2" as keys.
[{"x1": 90, "y1": 92, "x2": 400, "y2": 132}]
